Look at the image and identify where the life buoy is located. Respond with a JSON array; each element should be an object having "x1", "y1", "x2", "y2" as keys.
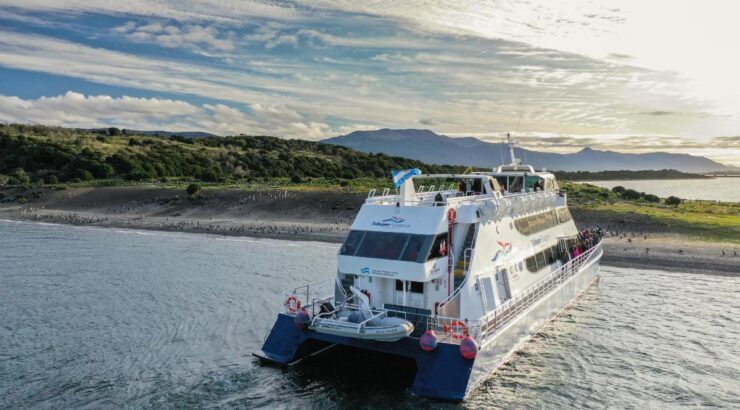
[
  {"x1": 447, "y1": 208, "x2": 457, "y2": 224},
  {"x1": 285, "y1": 295, "x2": 301, "y2": 313},
  {"x1": 446, "y1": 320, "x2": 467, "y2": 340}
]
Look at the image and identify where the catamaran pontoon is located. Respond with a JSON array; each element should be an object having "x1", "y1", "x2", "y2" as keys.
[{"x1": 254, "y1": 137, "x2": 603, "y2": 401}]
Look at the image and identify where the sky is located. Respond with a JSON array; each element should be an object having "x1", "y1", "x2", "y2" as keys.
[{"x1": 0, "y1": 0, "x2": 738, "y2": 166}]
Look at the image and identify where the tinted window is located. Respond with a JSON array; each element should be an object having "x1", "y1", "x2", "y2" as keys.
[
  {"x1": 535, "y1": 252, "x2": 546, "y2": 269},
  {"x1": 525, "y1": 245, "x2": 560, "y2": 272},
  {"x1": 509, "y1": 176, "x2": 523, "y2": 192},
  {"x1": 395, "y1": 280, "x2": 424, "y2": 294},
  {"x1": 356, "y1": 231, "x2": 408, "y2": 260},
  {"x1": 495, "y1": 176, "x2": 508, "y2": 191},
  {"x1": 340, "y1": 230, "x2": 365, "y2": 255},
  {"x1": 427, "y1": 232, "x2": 449, "y2": 260},
  {"x1": 401, "y1": 235, "x2": 426, "y2": 262}
]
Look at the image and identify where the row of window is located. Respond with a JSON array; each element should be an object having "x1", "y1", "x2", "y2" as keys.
[
  {"x1": 494, "y1": 176, "x2": 557, "y2": 193},
  {"x1": 525, "y1": 244, "x2": 562, "y2": 273},
  {"x1": 514, "y1": 207, "x2": 572, "y2": 236},
  {"x1": 340, "y1": 230, "x2": 448, "y2": 263}
]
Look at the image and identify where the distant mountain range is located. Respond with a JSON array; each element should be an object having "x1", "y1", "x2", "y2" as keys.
[{"x1": 323, "y1": 129, "x2": 736, "y2": 172}]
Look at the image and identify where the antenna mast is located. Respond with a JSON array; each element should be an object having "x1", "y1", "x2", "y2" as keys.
[{"x1": 506, "y1": 133, "x2": 520, "y2": 166}]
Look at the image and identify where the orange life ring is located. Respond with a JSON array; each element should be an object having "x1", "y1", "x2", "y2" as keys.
[
  {"x1": 447, "y1": 320, "x2": 467, "y2": 340},
  {"x1": 285, "y1": 295, "x2": 301, "y2": 313},
  {"x1": 447, "y1": 208, "x2": 457, "y2": 224}
]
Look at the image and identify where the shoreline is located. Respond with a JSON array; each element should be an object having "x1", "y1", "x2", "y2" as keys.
[{"x1": 1, "y1": 186, "x2": 738, "y2": 276}]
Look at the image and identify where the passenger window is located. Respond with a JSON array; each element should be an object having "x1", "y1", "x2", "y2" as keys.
[
  {"x1": 401, "y1": 235, "x2": 426, "y2": 262},
  {"x1": 509, "y1": 176, "x2": 523, "y2": 192},
  {"x1": 536, "y1": 213, "x2": 546, "y2": 229},
  {"x1": 395, "y1": 280, "x2": 424, "y2": 294},
  {"x1": 340, "y1": 230, "x2": 365, "y2": 256},
  {"x1": 409, "y1": 281, "x2": 424, "y2": 293},
  {"x1": 535, "y1": 252, "x2": 546, "y2": 270}
]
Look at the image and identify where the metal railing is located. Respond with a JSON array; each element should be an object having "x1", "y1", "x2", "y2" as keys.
[
  {"x1": 280, "y1": 242, "x2": 602, "y2": 345},
  {"x1": 282, "y1": 277, "x2": 336, "y2": 315},
  {"x1": 477, "y1": 243, "x2": 602, "y2": 340}
]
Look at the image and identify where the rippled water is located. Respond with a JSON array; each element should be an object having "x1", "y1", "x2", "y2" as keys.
[
  {"x1": 1, "y1": 220, "x2": 739, "y2": 409},
  {"x1": 580, "y1": 178, "x2": 740, "y2": 202}
]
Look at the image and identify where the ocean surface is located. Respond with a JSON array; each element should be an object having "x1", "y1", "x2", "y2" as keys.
[
  {"x1": 580, "y1": 178, "x2": 740, "y2": 202},
  {"x1": 1, "y1": 220, "x2": 739, "y2": 409}
]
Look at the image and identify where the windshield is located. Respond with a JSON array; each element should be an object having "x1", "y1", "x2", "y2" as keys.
[{"x1": 340, "y1": 230, "x2": 448, "y2": 263}]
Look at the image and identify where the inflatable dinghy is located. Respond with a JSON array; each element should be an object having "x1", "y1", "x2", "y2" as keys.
[{"x1": 310, "y1": 286, "x2": 414, "y2": 342}]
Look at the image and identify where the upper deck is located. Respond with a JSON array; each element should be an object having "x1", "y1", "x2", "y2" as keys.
[{"x1": 364, "y1": 168, "x2": 561, "y2": 209}]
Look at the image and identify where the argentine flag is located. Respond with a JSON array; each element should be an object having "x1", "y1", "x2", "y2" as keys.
[{"x1": 392, "y1": 168, "x2": 421, "y2": 189}]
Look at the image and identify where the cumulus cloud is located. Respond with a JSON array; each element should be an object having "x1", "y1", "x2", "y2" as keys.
[{"x1": 0, "y1": 91, "x2": 333, "y2": 138}]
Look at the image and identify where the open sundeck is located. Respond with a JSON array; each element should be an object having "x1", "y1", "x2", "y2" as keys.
[{"x1": 254, "y1": 137, "x2": 603, "y2": 401}]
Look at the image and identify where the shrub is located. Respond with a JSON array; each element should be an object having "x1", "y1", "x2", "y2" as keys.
[
  {"x1": 643, "y1": 193, "x2": 660, "y2": 203},
  {"x1": 621, "y1": 188, "x2": 641, "y2": 200},
  {"x1": 665, "y1": 196, "x2": 682, "y2": 206},
  {"x1": 611, "y1": 185, "x2": 626, "y2": 194},
  {"x1": 186, "y1": 183, "x2": 201, "y2": 197},
  {"x1": 47, "y1": 175, "x2": 59, "y2": 185},
  {"x1": 290, "y1": 174, "x2": 303, "y2": 183},
  {"x1": 10, "y1": 168, "x2": 30, "y2": 185}
]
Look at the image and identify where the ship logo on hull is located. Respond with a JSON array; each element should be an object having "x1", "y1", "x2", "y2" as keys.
[
  {"x1": 372, "y1": 216, "x2": 410, "y2": 228},
  {"x1": 360, "y1": 267, "x2": 370, "y2": 274},
  {"x1": 497, "y1": 241, "x2": 512, "y2": 253},
  {"x1": 492, "y1": 241, "x2": 513, "y2": 262}
]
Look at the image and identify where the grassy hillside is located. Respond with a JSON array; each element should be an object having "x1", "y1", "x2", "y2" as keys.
[
  {"x1": 0, "y1": 124, "x2": 467, "y2": 186},
  {"x1": 564, "y1": 182, "x2": 739, "y2": 243}
]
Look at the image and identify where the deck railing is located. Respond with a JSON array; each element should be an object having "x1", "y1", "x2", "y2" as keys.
[
  {"x1": 476, "y1": 243, "x2": 602, "y2": 340},
  {"x1": 281, "y1": 242, "x2": 601, "y2": 345}
]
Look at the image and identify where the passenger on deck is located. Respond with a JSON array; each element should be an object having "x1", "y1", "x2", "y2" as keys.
[
  {"x1": 560, "y1": 248, "x2": 570, "y2": 264},
  {"x1": 434, "y1": 192, "x2": 444, "y2": 205}
]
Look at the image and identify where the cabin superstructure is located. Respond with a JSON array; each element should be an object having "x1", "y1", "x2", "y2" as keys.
[
  {"x1": 255, "y1": 138, "x2": 603, "y2": 401},
  {"x1": 336, "y1": 164, "x2": 572, "y2": 326}
]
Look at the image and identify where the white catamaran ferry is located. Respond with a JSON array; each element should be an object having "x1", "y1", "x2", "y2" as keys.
[{"x1": 254, "y1": 138, "x2": 603, "y2": 401}]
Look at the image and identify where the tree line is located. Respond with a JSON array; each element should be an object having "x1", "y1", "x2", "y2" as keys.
[{"x1": 0, "y1": 124, "x2": 467, "y2": 185}]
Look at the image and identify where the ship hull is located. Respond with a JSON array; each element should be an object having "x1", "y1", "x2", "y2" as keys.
[
  {"x1": 255, "y1": 246, "x2": 602, "y2": 401},
  {"x1": 464, "y1": 245, "x2": 602, "y2": 397}
]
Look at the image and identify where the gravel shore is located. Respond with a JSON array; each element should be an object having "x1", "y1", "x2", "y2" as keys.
[{"x1": 2, "y1": 185, "x2": 737, "y2": 275}]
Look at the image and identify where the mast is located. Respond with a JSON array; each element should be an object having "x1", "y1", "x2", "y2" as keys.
[{"x1": 506, "y1": 133, "x2": 520, "y2": 166}]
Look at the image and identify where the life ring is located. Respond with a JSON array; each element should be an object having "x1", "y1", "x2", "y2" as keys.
[
  {"x1": 446, "y1": 320, "x2": 467, "y2": 340},
  {"x1": 447, "y1": 208, "x2": 457, "y2": 224},
  {"x1": 285, "y1": 295, "x2": 301, "y2": 313}
]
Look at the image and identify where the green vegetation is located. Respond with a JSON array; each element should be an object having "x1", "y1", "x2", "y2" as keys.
[
  {"x1": 0, "y1": 124, "x2": 466, "y2": 188},
  {"x1": 665, "y1": 196, "x2": 682, "y2": 206},
  {"x1": 563, "y1": 182, "x2": 739, "y2": 243},
  {"x1": 186, "y1": 183, "x2": 201, "y2": 198},
  {"x1": 554, "y1": 169, "x2": 708, "y2": 181}
]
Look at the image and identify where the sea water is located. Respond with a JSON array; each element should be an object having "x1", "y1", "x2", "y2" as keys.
[
  {"x1": 1, "y1": 220, "x2": 738, "y2": 409},
  {"x1": 580, "y1": 178, "x2": 740, "y2": 202}
]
